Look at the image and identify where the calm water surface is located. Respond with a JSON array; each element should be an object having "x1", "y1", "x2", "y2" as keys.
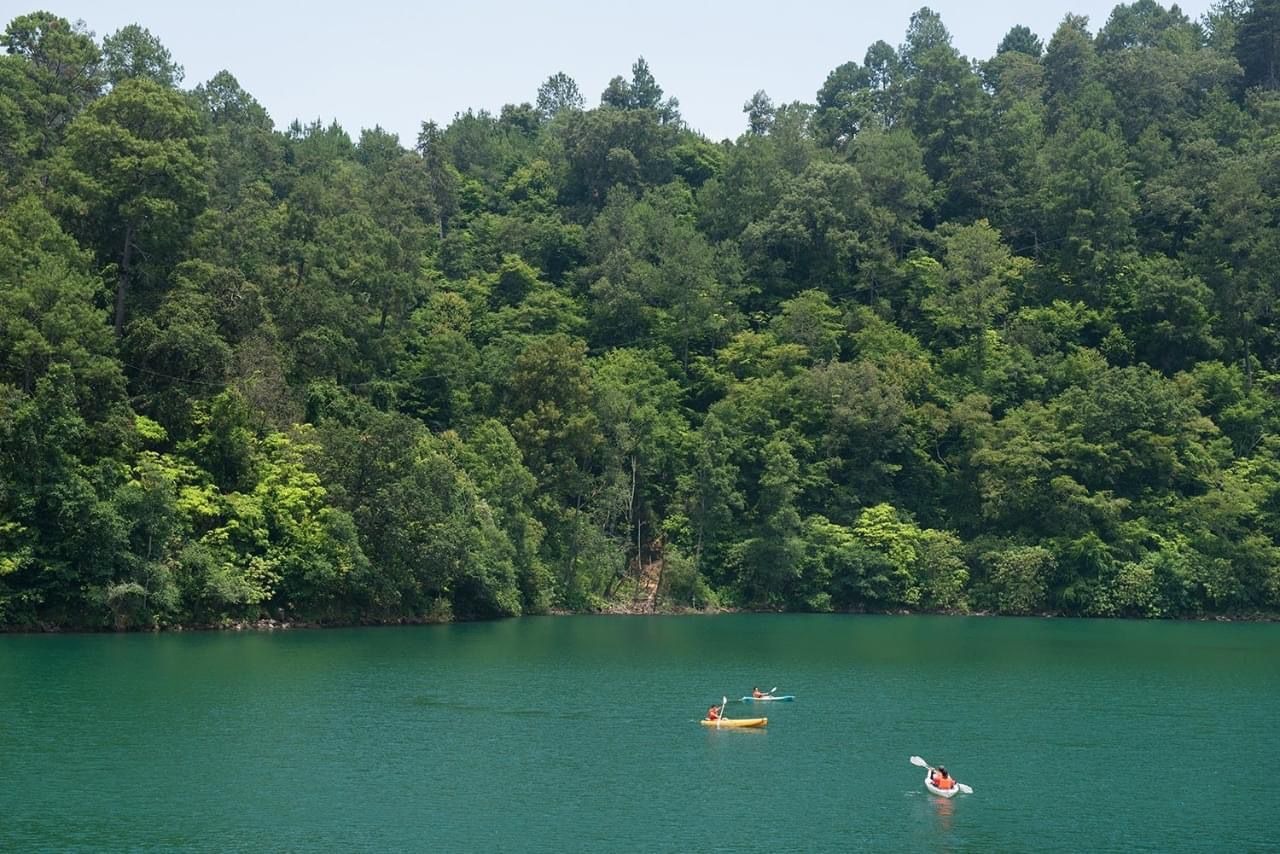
[{"x1": 1, "y1": 615, "x2": 1276, "y2": 852}]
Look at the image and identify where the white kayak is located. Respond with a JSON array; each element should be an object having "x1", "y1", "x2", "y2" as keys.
[{"x1": 925, "y1": 773, "x2": 961, "y2": 798}]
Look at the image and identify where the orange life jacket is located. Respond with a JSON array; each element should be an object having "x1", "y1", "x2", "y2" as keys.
[
  {"x1": 932, "y1": 773, "x2": 955, "y2": 789},
  {"x1": 708, "y1": 707, "x2": 720, "y2": 720}
]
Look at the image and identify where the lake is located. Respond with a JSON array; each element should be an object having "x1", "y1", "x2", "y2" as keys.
[{"x1": 1, "y1": 615, "x2": 1276, "y2": 852}]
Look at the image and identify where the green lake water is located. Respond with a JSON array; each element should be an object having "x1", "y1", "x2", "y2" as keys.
[{"x1": 1, "y1": 615, "x2": 1276, "y2": 852}]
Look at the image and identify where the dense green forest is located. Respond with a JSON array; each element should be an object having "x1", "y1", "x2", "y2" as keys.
[{"x1": 1, "y1": 3, "x2": 1278, "y2": 629}]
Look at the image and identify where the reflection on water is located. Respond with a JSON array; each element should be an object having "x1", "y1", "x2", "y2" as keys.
[{"x1": 931, "y1": 791, "x2": 955, "y2": 831}]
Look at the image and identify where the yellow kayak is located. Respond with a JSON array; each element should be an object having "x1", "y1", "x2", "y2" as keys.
[{"x1": 700, "y1": 717, "x2": 767, "y2": 728}]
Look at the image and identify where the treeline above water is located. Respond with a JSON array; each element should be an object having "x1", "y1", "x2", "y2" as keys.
[{"x1": 1, "y1": 4, "x2": 1279, "y2": 629}]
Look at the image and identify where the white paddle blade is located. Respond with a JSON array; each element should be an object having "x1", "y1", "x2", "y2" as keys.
[
  {"x1": 958, "y1": 784, "x2": 974, "y2": 794},
  {"x1": 910, "y1": 756, "x2": 930, "y2": 768}
]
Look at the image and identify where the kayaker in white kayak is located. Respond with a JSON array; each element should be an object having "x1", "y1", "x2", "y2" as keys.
[
  {"x1": 930, "y1": 767, "x2": 956, "y2": 791},
  {"x1": 752, "y1": 686, "x2": 769, "y2": 698}
]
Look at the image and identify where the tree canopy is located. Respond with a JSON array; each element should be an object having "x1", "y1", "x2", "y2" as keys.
[{"x1": 1, "y1": 5, "x2": 1278, "y2": 629}]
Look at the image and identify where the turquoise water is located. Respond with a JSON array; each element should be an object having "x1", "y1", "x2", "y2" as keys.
[{"x1": 1, "y1": 615, "x2": 1276, "y2": 852}]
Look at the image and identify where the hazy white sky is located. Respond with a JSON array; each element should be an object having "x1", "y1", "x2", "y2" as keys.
[{"x1": 8, "y1": 1, "x2": 1216, "y2": 143}]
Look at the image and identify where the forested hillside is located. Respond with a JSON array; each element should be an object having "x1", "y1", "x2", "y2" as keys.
[{"x1": 2, "y1": 3, "x2": 1278, "y2": 629}]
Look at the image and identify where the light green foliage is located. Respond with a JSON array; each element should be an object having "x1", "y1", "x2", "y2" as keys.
[
  {"x1": 770, "y1": 290, "x2": 843, "y2": 362},
  {"x1": 801, "y1": 505, "x2": 967, "y2": 611},
  {"x1": 923, "y1": 219, "x2": 1030, "y2": 352}
]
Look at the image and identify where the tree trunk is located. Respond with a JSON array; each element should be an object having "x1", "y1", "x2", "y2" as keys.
[{"x1": 113, "y1": 222, "x2": 135, "y2": 335}]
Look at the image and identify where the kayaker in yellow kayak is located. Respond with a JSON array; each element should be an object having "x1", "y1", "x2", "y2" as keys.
[
  {"x1": 707, "y1": 703, "x2": 722, "y2": 721},
  {"x1": 930, "y1": 767, "x2": 956, "y2": 791}
]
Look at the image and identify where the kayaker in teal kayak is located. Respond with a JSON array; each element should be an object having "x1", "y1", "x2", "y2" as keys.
[{"x1": 752, "y1": 686, "x2": 768, "y2": 698}]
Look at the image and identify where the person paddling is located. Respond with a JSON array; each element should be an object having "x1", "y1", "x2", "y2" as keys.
[
  {"x1": 930, "y1": 766, "x2": 956, "y2": 791},
  {"x1": 707, "y1": 702, "x2": 722, "y2": 721},
  {"x1": 752, "y1": 686, "x2": 767, "y2": 698}
]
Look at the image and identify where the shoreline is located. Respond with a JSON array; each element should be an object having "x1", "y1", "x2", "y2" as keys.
[{"x1": 3, "y1": 607, "x2": 1277, "y2": 635}]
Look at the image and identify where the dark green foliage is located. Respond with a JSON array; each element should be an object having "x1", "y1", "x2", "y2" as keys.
[
  {"x1": 1, "y1": 4, "x2": 1278, "y2": 628},
  {"x1": 998, "y1": 26, "x2": 1044, "y2": 58},
  {"x1": 1237, "y1": 0, "x2": 1280, "y2": 89}
]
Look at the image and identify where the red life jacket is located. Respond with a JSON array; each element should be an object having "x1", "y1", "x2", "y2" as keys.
[{"x1": 708, "y1": 707, "x2": 720, "y2": 720}]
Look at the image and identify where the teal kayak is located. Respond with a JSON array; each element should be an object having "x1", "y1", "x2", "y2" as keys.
[{"x1": 740, "y1": 694, "x2": 795, "y2": 703}]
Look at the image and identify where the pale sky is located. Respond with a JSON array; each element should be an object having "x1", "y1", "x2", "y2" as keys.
[{"x1": 5, "y1": 1, "x2": 1216, "y2": 143}]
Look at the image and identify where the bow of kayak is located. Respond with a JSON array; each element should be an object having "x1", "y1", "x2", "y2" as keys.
[{"x1": 700, "y1": 717, "x2": 767, "y2": 728}]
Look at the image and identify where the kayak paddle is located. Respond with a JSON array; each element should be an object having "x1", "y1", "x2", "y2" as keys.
[
  {"x1": 910, "y1": 755, "x2": 974, "y2": 795},
  {"x1": 718, "y1": 696, "x2": 726, "y2": 728}
]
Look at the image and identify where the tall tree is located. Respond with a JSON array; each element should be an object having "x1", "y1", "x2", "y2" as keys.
[
  {"x1": 536, "y1": 71, "x2": 583, "y2": 120},
  {"x1": 743, "y1": 90, "x2": 775, "y2": 136},
  {"x1": 54, "y1": 78, "x2": 207, "y2": 334},
  {"x1": 101, "y1": 23, "x2": 183, "y2": 88},
  {"x1": 1, "y1": 11, "x2": 101, "y2": 161},
  {"x1": 1237, "y1": 0, "x2": 1280, "y2": 89}
]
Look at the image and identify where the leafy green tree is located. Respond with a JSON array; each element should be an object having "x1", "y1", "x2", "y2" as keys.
[
  {"x1": 600, "y1": 57, "x2": 680, "y2": 123},
  {"x1": 997, "y1": 25, "x2": 1044, "y2": 57},
  {"x1": 814, "y1": 60, "x2": 872, "y2": 148},
  {"x1": 537, "y1": 71, "x2": 583, "y2": 120},
  {"x1": 448, "y1": 419, "x2": 550, "y2": 613},
  {"x1": 696, "y1": 133, "x2": 795, "y2": 243},
  {"x1": 1111, "y1": 256, "x2": 1220, "y2": 373},
  {"x1": 743, "y1": 90, "x2": 775, "y2": 136},
  {"x1": 977, "y1": 544, "x2": 1054, "y2": 614},
  {"x1": 101, "y1": 23, "x2": 182, "y2": 88},
  {"x1": 1, "y1": 11, "x2": 101, "y2": 161},
  {"x1": 500, "y1": 334, "x2": 606, "y2": 602},
  {"x1": 0, "y1": 365, "x2": 129, "y2": 625},
  {"x1": 54, "y1": 78, "x2": 207, "y2": 334},
  {"x1": 556, "y1": 106, "x2": 679, "y2": 207},
  {"x1": 731, "y1": 437, "x2": 804, "y2": 607},
  {"x1": 1204, "y1": 0, "x2": 1249, "y2": 55},
  {"x1": 416, "y1": 120, "x2": 459, "y2": 236},
  {"x1": 848, "y1": 125, "x2": 932, "y2": 268},
  {"x1": 770, "y1": 289, "x2": 843, "y2": 362},
  {"x1": 1189, "y1": 153, "x2": 1280, "y2": 386},
  {"x1": 1236, "y1": 0, "x2": 1280, "y2": 89},
  {"x1": 1096, "y1": 0, "x2": 1193, "y2": 52},
  {"x1": 741, "y1": 161, "x2": 871, "y2": 303},
  {"x1": 897, "y1": 7, "x2": 986, "y2": 209},
  {"x1": 189, "y1": 72, "x2": 285, "y2": 292},
  {"x1": 922, "y1": 220, "x2": 1030, "y2": 373},
  {"x1": 1035, "y1": 123, "x2": 1136, "y2": 276}
]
